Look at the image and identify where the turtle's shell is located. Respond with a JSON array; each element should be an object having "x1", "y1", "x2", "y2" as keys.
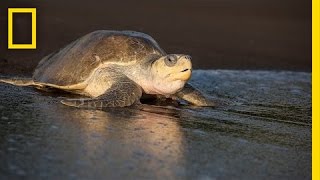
[{"x1": 33, "y1": 30, "x2": 166, "y2": 86}]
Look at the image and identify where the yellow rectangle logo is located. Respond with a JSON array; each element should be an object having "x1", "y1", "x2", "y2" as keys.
[{"x1": 8, "y1": 8, "x2": 36, "y2": 49}]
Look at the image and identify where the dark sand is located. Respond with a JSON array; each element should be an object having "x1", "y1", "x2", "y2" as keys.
[
  {"x1": 0, "y1": 0, "x2": 311, "y2": 76},
  {"x1": 0, "y1": 70, "x2": 311, "y2": 179}
]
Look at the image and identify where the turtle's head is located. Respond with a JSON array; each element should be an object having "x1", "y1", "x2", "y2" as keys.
[{"x1": 149, "y1": 54, "x2": 192, "y2": 95}]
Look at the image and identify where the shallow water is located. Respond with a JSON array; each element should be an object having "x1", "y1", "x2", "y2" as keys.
[{"x1": 0, "y1": 70, "x2": 311, "y2": 179}]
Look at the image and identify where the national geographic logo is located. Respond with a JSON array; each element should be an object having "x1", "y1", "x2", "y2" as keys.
[{"x1": 8, "y1": 8, "x2": 36, "y2": 49}]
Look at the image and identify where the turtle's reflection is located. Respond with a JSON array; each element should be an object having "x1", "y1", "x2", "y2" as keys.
[{"x1": 62, "y1": 106, "x2": 186, "y2": 176}]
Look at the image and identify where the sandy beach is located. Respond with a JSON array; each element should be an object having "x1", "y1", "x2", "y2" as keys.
[{"x1": 0, "y1": 1, "x2": 312, "y2": 179}]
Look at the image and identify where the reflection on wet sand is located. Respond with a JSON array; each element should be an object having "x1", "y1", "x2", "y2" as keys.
[{"x1": 46, "y1": 105, "x2": 186, "y2": 178}]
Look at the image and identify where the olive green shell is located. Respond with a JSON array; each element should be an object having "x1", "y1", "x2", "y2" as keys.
[{"x1": 33, "y1": 30, "x2": 165, "y2": 86}]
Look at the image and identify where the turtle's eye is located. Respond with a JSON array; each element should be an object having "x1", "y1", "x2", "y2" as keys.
[{"x1": 165, "y1": 55, "x2": 177, "y2": 67}]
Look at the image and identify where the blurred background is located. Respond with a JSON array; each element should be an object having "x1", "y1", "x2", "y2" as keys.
[{"x1": 0, "y1": 0, "x2": 311, "y2": 75}]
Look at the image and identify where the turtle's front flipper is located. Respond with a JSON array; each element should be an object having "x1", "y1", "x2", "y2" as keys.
[
  {"x1": 176, "y1": 83, "x2": 216, "y2": 107},
  {"x1": 61, "y1": 76, "x2": 142, "y2": 108},
  {"x1": 0, "y1": 77, "x2": 35, "y2": 86}
]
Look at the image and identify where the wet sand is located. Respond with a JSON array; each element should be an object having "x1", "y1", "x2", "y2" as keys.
[
  {"x1": 0, "y1": 70, "x2": 311, "y2": 179},
  {"x1": 0, "y1": 0, "x2": 311, "y2": 75}
]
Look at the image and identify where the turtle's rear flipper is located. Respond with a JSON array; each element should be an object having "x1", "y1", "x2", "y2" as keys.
[
  {"x1": 0, "y1": 77, "x2": 36, "y2": 86},
  {"x1": 61, "y1": 74, "x2": 142, "y2": 108}
]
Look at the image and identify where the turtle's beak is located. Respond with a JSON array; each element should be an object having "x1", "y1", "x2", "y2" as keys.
[
  {"x1": 174, "y1": 55, "x2": 192, "y2": 81},
  {"x1": 178, "y1": 68, "x2": 192, "y2": 81}
]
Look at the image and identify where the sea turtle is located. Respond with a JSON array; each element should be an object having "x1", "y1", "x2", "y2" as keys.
[{"x1": 0, "y1": 30, "x2": 215, "y2": 108}]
